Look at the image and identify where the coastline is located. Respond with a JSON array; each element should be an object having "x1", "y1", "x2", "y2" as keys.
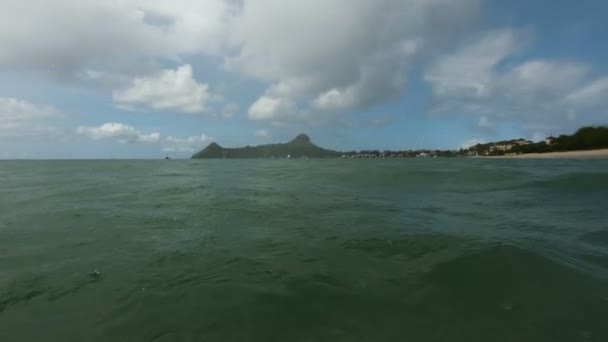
[{"x1": 485, "y1": 148, "x2": 608, "y2": 159}]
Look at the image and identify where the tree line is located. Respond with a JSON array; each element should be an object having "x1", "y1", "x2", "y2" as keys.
[{"x1": 510, "y1": 126, "x2": 608, "y2": 154}]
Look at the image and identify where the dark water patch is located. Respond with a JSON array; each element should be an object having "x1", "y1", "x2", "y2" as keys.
[
  {"x1": 580, "y1": 253, "x2": 608, "y2": 271},
  {"x1": 0, "y1": 275, "x2": 48, "y2": 313},
  {"x1": 530, "y1": 172, "x2": 608, "y2": 192},
  {"x1": 579, "y1": 230, "x2": 608, "y2": 245},
  {"x1": 341, "y1": 235, "x2": 453, "y2": 259},
  {"x1": 47, "y1": 277, "x2": 101, "y2": 302},
  {"x1": 161, "y1": 273, "x2": 202, "y2": 289},
  {"x1": 97, "y1": 243, "x2": 608, "y2": 342},
  {"x1": 301, "y1": 257, "x2": 318, "y2": 263},
  {"x1": 0, "y1": 273, "x2": 101, "y2": 313},
  {"x1": 155, "y1": 172, "x2": 190, "y2": 177},
  {"x1": 421, "y1": 245, "x2": 608, "y2": 341},
  {"x1": 417, "y1": 205, "x2": 447, "y2": 214}
]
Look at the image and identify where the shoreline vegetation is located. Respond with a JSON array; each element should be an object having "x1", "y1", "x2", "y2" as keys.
[
  {"x1": 467, "y1": 126, "x2": 608, "y2": 159},
  {"x1": 190, "y1": 126, "x2": 608, "y2": 159}
]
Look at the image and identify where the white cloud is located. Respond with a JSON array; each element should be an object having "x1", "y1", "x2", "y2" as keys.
[
  {"x1": 425, "y1": 29, "x2": 520, "y2": 98},
  {"x1": 506, "y1": 60, "x2": 589, "y2": 95},
  {"x1": 139, "y1": 0, "x2": 231, "y2": 55},
  {"x1": 2, "y1": 0, "x2": 482, "y2": 127},
  {"x1": 230, "y1": 0, "x2": 479, "y2": 122},
  {"x1": 0, "y1": 97, "x2": 63, "y2": 136},
  {"x1": 0, "y1": 0, "x2": 231, "y2": 76},
  {"x1": 254, "y1": 129, "x2": 270, "y2": 138},
  {"x1": 314, "y1": 88, "x2": 357, "y2": 111},
  {"x1": 113, "y1": 65, "x2": 210, "y2": 114},
  {"x1": 248, "y1": 96, "x2": 295, "y2": 121},
  {"x1": 163, "y1": 134, "x2": 212, "y2": 152},
  {"x1": 565, "y1": 77, "x2": 608, "y2": 108},
  {"x1": 5, "y1": 0, "x2": 606, "y2": 139},
  {"x1": 460, "y1": 138, "x2": 485, "y2": 149},
  {"x1": 77, "y1": 122, "x2": 160, "y2": 143},
  {"x1": 425, "y1": 29, "x2": 608, "y2": 129}
]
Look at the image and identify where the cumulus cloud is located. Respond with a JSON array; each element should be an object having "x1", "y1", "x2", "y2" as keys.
[
  {"x1": 77, "y1": 123, "x2": 160, "y2": 143},
  {"x1": 228, "y1": 0, "x2": 479, "y2": 123},
  {"x1": 2, "y1": 0, "x2": 482, "y2": 126},
  {"x1": 254, "y1": 129, "x2": 270, "y2": 138},
  {"x1": 5, "y1": 0, "x2": 606, "y2": 139},
  {"x1": 425, "y1": 29, "x2": 608, "y2": 130},
  {"x1": 248, "y1": 96, "x2": 296, "y2": 121},
  {"x1": 113, "y1": 65, "x2": 210, "y2": 113},
  {"x1": 163, "y1": 134, "x2": 212, "y2": 152},
  {"x1": 0, "y1": 97, "x2": 63, "y2": 136}
]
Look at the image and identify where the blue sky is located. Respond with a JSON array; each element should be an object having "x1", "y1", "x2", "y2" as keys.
[{"x1": 1, "y1": 0, "x2": 607, "y2": 159}]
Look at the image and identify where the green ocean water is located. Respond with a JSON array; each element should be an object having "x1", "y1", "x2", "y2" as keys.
[{"x1": 1, "y1": 159, "x2": 608, "y2": 342}]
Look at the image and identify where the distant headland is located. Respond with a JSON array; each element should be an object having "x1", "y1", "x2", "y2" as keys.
[
  {"x1": 191, "y1": 134, "x2": 341, "y2": 159},
  {"x1": 191, "y1": 133, "x2": 461, "y2": 159},
  {"x1": 190, "y1": 126, "x2": 608, "y2": 159}
]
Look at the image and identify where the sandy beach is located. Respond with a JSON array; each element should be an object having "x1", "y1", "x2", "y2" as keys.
[{"x1": 487, "y1": 149, "x2": 608, "y2": 159}]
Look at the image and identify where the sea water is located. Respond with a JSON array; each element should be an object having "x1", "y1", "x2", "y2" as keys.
[{"x1": 1, "y1": 159, "x2": 608, "y2": 341}]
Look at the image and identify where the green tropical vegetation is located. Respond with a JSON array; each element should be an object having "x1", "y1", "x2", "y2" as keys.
[
  {"x1": 512, "y1": 126, "x2": 608, "y2": 154},
  {"x1": 464, "y1": 126, "x2": 608, "y2": 156}
]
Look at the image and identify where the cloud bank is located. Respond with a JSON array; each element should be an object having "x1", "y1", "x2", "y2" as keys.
[
  {"x1": 2, "y1": 0, "x2": 607, "y2": 150},
  {"x1": 77, "y1": 123, "x2": 160, "y2": 143},
  {"x1": 425, "y1": 29, "x2": 608, "y2": 133},
  {"x1": 0, "y1": 0, "x2": 231, "y2": 76},
  {"x1": 163, "y1": 134, "x2": 213, "y2": 152},
  {"x1": 0, "y1": 97, "x2": 63, "y2": 136},
  {"x1": 228, "y1": 0, "x2": 479, "y2": 123}
]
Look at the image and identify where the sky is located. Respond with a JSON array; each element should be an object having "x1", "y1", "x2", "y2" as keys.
[{"x1": 1, "y1": 0, "x2": 607, "y2": 159}]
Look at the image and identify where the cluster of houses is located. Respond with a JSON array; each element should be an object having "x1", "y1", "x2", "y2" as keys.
[
  {"x1": 491, "y1": 139, "x2": 531, "y2": 152},
  {"x1": 465, "y1": 136, "x2": 557, "y2": 156},
  {"x1": 545, "y1": 136, "x2": 557, "y2": 145},
  {"x1": 337, "y1": 136, "x2": 561, "y2": 159},
  {"x1": 344, "y1": 152, "x2": 414, "y2": 159},
  {"x1": 342, "y1": 150, "x2": 456, "y2": 158},
  {"x1": 464, "y1": 139, "x2": 530, "y2": 156}
]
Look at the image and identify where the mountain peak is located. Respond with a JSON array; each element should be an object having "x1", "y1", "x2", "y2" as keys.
[
  {"x1": 191, "y1": 133, "x2": 339, "y2": 159},
  {"x1": 291, "y1": 133, "x2": 311, "y2": 144}
]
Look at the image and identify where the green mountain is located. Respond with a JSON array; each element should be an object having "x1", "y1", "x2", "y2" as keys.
[{"x1": 191, "y1": 134, "x2": 341, "y2": 159}]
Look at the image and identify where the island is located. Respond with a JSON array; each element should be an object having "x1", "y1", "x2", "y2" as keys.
[{"x1": 191, "y1": 134, "x2": 341, "y2": 159}]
